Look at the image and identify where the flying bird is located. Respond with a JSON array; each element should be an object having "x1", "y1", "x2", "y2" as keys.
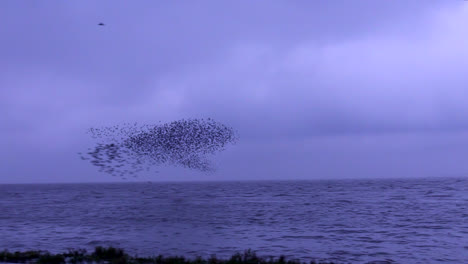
[{"x1": 98, "y1": 23, "x2": 105, "y2": 26}]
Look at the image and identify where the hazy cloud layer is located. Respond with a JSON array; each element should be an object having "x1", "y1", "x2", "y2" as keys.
[{"x1": 1, "y1": 1, "x2": 468, "y2": 183}]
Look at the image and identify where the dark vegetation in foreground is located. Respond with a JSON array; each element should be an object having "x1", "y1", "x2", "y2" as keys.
[{"x1": 0, "y1": 246, "x2": 337, "y2": 264}]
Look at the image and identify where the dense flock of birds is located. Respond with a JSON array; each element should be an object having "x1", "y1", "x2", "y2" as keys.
[{"x1": 78, "y1": 118, "x2": 238, "y2": 178}]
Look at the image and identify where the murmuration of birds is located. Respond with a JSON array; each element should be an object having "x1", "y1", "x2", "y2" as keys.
[{"x1": 78, "y1": 118, "x2": 238, "y2": 178}]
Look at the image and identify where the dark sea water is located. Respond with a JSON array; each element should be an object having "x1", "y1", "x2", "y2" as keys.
[{"x1": 0, "y1": 178, "x2": 467, "y2": 264}]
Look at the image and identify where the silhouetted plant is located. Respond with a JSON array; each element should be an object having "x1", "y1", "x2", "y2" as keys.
[
  {"x1": 92, "y1": 246, "x2": 127, "y2": 261},
  {"x1": 0, "y1": 249, "x2": 43, "y2": 263},
  {"x1": 0, "y1": 247, "x2": 338, "y2": 264},
  {"x1": 37, "y1": 253, "x2": 65, "y2": 264}
]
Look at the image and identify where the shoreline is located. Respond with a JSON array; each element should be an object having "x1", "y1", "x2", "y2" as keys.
[{"x1": 0, "y1": 246, "x2": 339, "y2": 264}]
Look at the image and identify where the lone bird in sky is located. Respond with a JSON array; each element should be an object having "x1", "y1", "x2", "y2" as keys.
[{"x1": 98, "y1": 23, "x2": 105, "y2": 26}]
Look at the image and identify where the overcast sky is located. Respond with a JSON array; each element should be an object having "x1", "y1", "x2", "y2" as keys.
[{"x1": 1, "y1": 0, "x2": 468, "y2": 183}]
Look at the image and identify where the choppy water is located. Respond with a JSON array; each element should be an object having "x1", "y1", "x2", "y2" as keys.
[{"x1": 0, "y1": 178, "x2": 467, "y2": 264}]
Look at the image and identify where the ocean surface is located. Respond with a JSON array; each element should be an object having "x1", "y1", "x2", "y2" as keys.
[{"x1": 0, "y1": 178, "x2": 467, "y2": 264}]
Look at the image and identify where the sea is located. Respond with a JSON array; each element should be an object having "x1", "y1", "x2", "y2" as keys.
[{"x1": 0, "y1": 177, "x2": 467, "y2": 264}]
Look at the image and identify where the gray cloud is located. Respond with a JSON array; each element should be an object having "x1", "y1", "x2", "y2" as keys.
[
  {"x1": 136, "y1": 4, "x2": 468, "y2": 140},
  {"x1": 1, "y1": 1, "x2": 467, "y2": 183}
]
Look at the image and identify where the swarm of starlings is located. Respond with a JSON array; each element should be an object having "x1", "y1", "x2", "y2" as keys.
[{"x1": 79, "y1": 118, "x2": 238, "y2": 178}]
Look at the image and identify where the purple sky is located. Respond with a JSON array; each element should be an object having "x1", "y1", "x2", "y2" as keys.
[{"x1": 2, "y1": 0, "x2": 468, "y2": 183}]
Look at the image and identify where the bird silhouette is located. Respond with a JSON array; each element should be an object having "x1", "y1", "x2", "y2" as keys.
[{"x1": 98, "y1": 23, "x2": 105, "y2": 26}]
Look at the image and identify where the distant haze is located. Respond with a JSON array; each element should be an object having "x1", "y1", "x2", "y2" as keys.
[{"x1": 1, "y1": 0, "x2": 468, "y2": 183}]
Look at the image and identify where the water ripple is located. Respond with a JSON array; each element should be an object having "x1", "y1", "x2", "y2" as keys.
[{"x1": 0, "y1": 177, "x2": 467, "y2": 264}]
